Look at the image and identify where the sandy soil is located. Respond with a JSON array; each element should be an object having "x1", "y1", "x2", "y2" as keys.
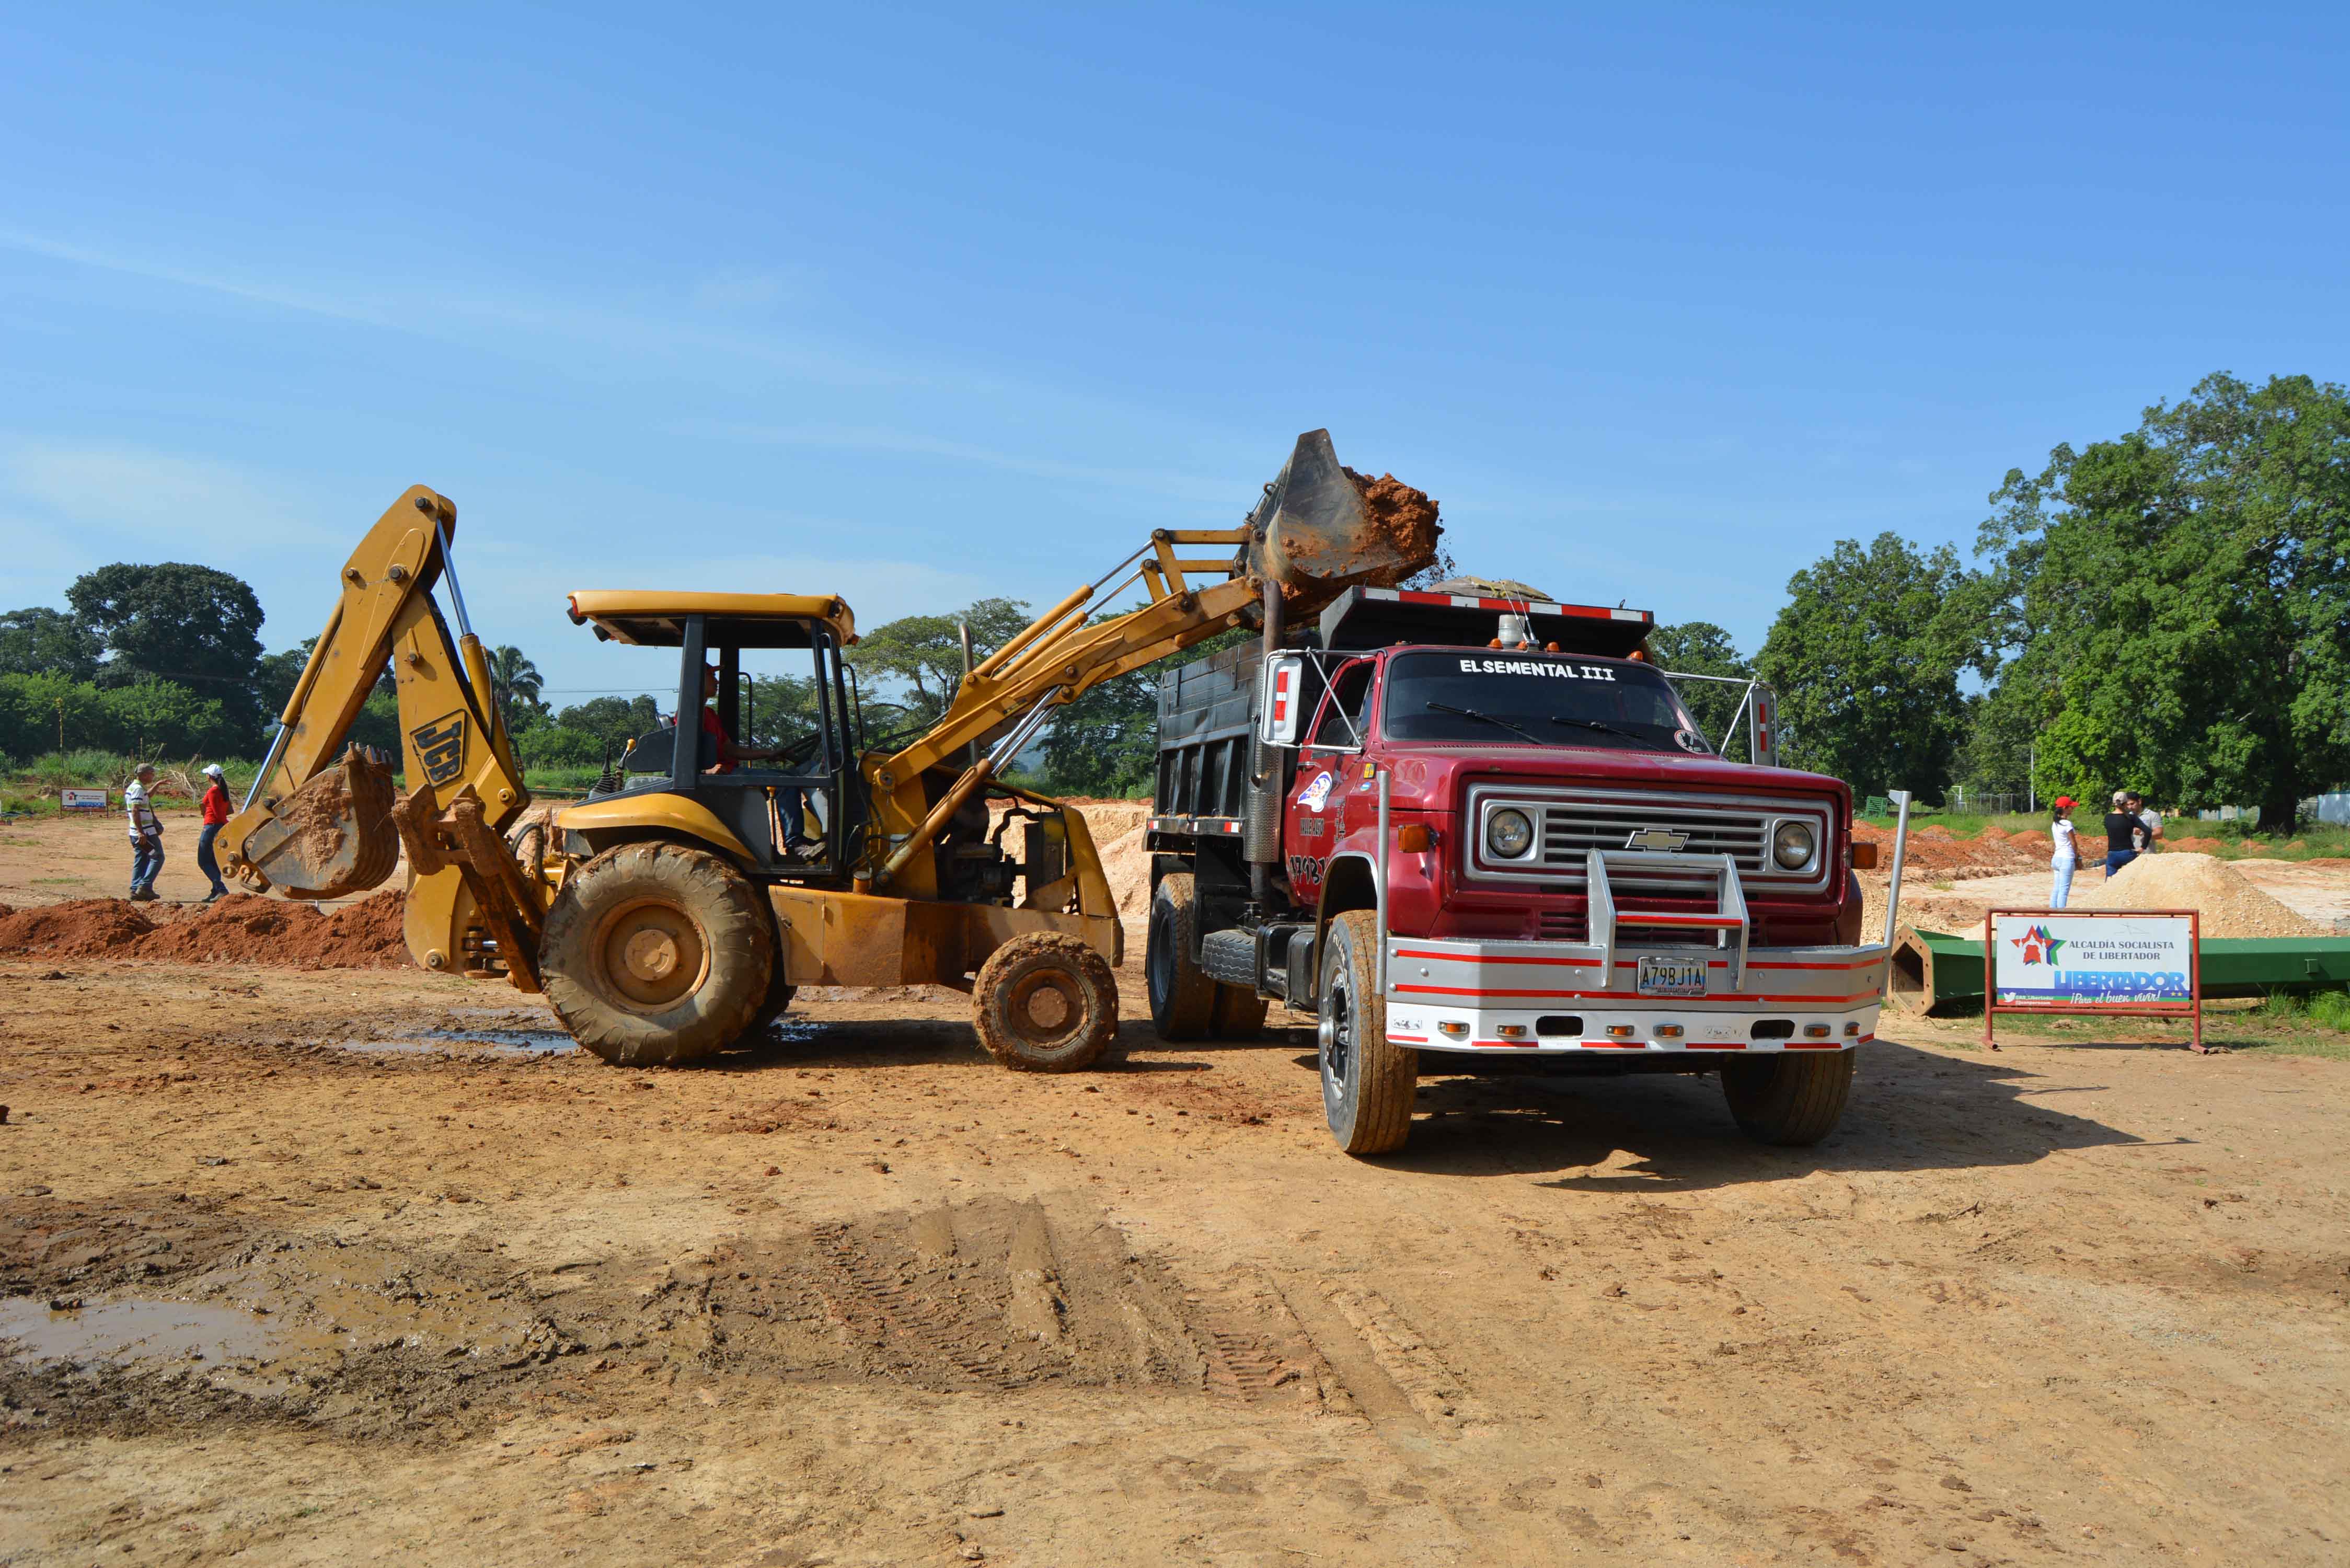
[{"x1": 5, "y1": 824, "x2": 2350, "y2": 1565}]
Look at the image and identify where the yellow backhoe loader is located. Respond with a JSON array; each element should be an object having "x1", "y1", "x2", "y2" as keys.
[{"x1": 221, "y1": 431, "x2": 1437, "y2": 1069}]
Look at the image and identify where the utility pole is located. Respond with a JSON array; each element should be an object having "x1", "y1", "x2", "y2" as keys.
[{"x1": 2028, "y1": 742, "x2": 2036, "y2": 815}]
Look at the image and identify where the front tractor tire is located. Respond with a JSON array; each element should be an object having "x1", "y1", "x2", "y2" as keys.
[
  {"x1": 974, "y1": 931, "x2": 1119, "y2": 1073},
  {"x1": 1318, "y1": 909, "x2": 1416, "y2": 1155},
  {"x1": 540, "y1": 841, "x2": 775, "y2": 1067},
  {"x1": 1720, "y1": 1052, "x2": 1856, "y2": 1145}
]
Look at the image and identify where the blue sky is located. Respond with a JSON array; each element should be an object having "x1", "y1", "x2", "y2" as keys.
[{"x1": 4, "y1": 3, "x2": 2344, "y2": 699}]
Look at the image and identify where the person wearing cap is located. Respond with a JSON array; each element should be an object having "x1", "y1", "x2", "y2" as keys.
[
  {"x1": 195, "y1": 763, "x2": 233, "y2": 902},
  {"x1": 124, "y1": 763, "x2": 165, "y2": 901},
  {"x1": 2047, "y1": 796, "x2": 2078, "y2": 908},
  {"x1": 2127, "y1": 791, "x2": 2161, "y2": 854}
]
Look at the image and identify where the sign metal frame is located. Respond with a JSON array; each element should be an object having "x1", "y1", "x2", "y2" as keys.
[{"x1": 1983, "y1": 907, "x2": 2203, "y2": 1054}]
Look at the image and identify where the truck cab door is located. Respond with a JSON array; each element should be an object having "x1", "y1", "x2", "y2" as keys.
[{"x1": 1285, "y1": 658, "x2": 1374, "y2": 900}]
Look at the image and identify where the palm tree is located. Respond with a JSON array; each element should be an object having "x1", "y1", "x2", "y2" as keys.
[{"x1": 486, "y1": 645, "x2": 544, "y2": 728}]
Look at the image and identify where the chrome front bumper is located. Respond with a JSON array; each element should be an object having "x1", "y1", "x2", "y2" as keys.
[{"x1": 1381, "y1": 933, "x2": 1886, "y2": 1055}]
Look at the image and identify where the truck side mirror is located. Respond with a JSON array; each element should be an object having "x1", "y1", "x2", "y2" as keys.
[
  {"x1": 1752, "y1": 684, "x2": 1781, "y2": 767},
  {"x1": 1258, "y1": 654, "x2": 1306, "y2": 747}
]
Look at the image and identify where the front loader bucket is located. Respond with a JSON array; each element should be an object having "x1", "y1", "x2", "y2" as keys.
[
  {"x1": 1242, "y1": 429, "x2": 1443, "y2": 617},
  {"x1": 239, "y1": 745, "x2": 401, "y2": 900}
]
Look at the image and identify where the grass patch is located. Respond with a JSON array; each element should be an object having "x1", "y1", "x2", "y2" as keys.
[{"x1": 1969, "y1": 988, "x2": 2350, "y2": 1061}]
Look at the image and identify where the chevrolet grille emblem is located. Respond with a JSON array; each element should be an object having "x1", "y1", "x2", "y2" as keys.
[{"x1": 1624, "y1": 827, "x2": 1689, "y2": 853}]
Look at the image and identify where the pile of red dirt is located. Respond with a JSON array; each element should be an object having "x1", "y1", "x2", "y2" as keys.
[
  {"x1": 0, "y1": 890, "x2": 410, "y2": 969},
  {"x1": 1854, "y1": 820, "x2": 2044, "y2": 880}
]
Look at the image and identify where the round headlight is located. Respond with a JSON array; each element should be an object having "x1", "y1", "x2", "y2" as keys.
[
  {"x1": 1487, "y1": 808, "x2": 1535, "y2": 858},
  {"x1": 1772, "y1": 821, "x2": 1815, "y2": 869}
]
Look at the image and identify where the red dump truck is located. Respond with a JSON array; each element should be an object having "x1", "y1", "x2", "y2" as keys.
[{"x1": 1145, "y1": 583, "x2": 1903, "y2": 1156}]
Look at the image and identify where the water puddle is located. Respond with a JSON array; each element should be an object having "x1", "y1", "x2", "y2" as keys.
[
  {"x1": 335, "y1": 1025, "x2": 580, "y2": 1057},
  {"x1": 1, "y1": 1296, "x2": 283, "y2": 1367}
]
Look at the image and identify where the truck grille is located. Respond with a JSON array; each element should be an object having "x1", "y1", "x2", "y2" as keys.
[
  {"x1": 1467, "y1": 783, "x2": 1834, "y2": 895},
  {"x1": 1538, "y1": 803, "x2": 1768, "y2": 877}
]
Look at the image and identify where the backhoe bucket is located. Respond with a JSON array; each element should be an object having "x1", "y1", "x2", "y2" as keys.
[
  {"x1": 1242, "y1": 429, "x2": 1442, "y2": 616},
  {"x1": 239, "y1": 745, "x2": 401, "y2": 900}
]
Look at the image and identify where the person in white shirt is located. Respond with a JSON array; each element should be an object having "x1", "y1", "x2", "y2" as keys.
[
  {"x1": 2128, "y1": 791, "x2": 2161, "y2": 853},
  {"x1": 2048, "y1": 796, "x2": 2079, "y2": 909},
  {"x1": 124, "y1": 763, "x2": 165, "y2": 902}
]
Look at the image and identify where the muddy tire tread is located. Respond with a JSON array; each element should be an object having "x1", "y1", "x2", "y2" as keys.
[
  {"x1": 1721, "y1": 1052, "x2": 1856, "y2": 1145},
  {"x1": 1146, "y1": 873, "x2": 1218, "y2": 1041},
  {"x1": 540, "y1": 841, "x2": 773, "y2": 1067},
  {"x1": 1323, "y1": 909, "x2": 1416, "y2": 1155},
  {"x1": 973, "y1": 930, "x2": 1119, "y2": 1073}
]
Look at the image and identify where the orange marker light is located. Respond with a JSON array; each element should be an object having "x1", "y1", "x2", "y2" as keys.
[{"x1": 1396, "y1": 824, "x2": 1432, "y2": 852}]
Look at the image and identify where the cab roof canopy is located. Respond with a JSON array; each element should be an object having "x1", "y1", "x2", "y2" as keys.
[{"x1": 566, "y1": 591, "x2": 858, "y2": 650}]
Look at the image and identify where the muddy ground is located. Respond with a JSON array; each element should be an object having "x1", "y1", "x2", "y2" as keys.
[{"x1": 3, "y1": 813, "x2": 2348, "y2": 1565}]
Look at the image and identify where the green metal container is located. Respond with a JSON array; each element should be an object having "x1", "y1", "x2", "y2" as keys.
[{"x1": 1890, "y1": 927, "x2": 2350, "y2": 1014}]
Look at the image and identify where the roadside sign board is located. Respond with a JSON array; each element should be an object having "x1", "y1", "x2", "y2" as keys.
[
  {"x1": 61, "y1": 789, "x2": 108, "y2": 811},
  {"x1": 1985, "y1": 908, "x2": 2202, "y2": 1052}
]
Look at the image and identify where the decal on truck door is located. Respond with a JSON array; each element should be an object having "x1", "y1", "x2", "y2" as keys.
[{"x1": 1298, "y1": 770, "x2": 1335, "y2": 812}]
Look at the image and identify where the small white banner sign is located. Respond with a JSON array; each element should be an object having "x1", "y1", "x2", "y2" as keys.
[
  {"x1": 60, "y1": 788, "x2": 109, "y2": 811},
  {"x1": 1992, "y1": 914, "x2": 2194, "y2": 1005}
]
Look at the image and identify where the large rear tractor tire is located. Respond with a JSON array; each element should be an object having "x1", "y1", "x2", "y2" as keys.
[
  {"x1": 1721, "y1": 1052, "x2": 1856, "y2": 1145},
  {"x1": 540, "y1": 841, "x2": 774, "y2": 1067},
  {"x1": 739, "y1": 950, "x2": 799, "y2": 1046},
  {"x1": 1146, "y1": 873, "x2": 1217, "y2": 1041},
  {"x1": 974, "y1": 931, "x2": 1119, "y2": 1073},
  {"x1": 1318, "y1": 909, "x2": 1416, "y2": 1155}
]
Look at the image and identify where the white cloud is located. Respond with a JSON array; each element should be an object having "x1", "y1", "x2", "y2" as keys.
[{"x1": 1, "y1": 443, "x2": 331, "y2": 550}]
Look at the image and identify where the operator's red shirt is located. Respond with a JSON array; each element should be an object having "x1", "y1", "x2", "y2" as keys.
[
  {"x1": 200, "y1": 782, "x2": 232, "y2": 826},
  {"x1": 699, "y1": 706, "x2": 735, "y2": 774}
]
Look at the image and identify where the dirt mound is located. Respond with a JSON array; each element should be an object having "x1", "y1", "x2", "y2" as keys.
[
  {"x1": 1854, "y1": 820, "x2": 2042, "y2": 880},
  {"x1": 0, "y1": 890, "x2": 411, "y2": 967},
  {"x1": 2073, "y1": 852, "x2": 2328, "y2": 939},
  {"x1": 1420, "y1": 575, "x2": 1553, "y2": 602}
]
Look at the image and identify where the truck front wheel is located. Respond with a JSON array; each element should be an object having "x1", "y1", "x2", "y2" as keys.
[
  {"x1": 1318, "y1": 909, "x2": 1416, "y2": 1155},
  {"x1": 540, "y1": 841, "x2": 775, "y2": 1067},
  {"x1": 1146, "y1": 873, "x2": 1218, "y2": 1040},
  {"x1": 1721, "y1": 1052, "x2": 1855, "y2": 1145}
]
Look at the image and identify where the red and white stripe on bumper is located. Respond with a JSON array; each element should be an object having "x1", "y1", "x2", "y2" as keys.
[{"x1": 1382, "y1": 936, "x2": 1886, "y2": 1054}]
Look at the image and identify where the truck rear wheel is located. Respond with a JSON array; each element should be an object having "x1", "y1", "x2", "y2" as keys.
[
  {"x1": 974, "y1": 931, "x2": 1119, "y2": 1073},
  {"x1": 1318, "y1": 909, "x2": 1416, "y2": 1155},
  {"x1": 1721, "y1": 1052, "x2": 1855, "y2": 1145},
  {"x1": 1146, "y1": 873, "x2": 1217, "y2": 1040},
  {"x1": 540, "y1": 841, "x2": 774, "y2": 1067},
  {"x1": 1211, "y1": 984, "x2": 1267, "y2": 1040}
]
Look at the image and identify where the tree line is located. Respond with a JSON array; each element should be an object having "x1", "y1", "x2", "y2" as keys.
[
  {"x1": 9, "y1": 372, "x2": 2340, "y2": 814},
  {"x1": 1641, "y1": 373, "x2": 2349, "y2": 822}
]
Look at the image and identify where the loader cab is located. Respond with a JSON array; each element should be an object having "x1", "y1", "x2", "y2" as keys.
[{"x1": 561, "y1": 591, "x2": 865, "y2": 881}]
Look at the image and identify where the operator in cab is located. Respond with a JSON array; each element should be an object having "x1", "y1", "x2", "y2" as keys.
[
  {"x1": 700, "y1": 665, "x2": 823, "y2": 862},
  {"x1": 698, "y1": 664, "x2": 777, "y2": 774}
]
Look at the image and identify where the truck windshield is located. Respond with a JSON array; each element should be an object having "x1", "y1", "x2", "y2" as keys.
[{"x1": 1381, "y1": 651, "x2": 1708, "y2": 754}]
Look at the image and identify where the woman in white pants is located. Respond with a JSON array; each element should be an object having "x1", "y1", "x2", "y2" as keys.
[{"x1": 2048, "y1": 797, "x2": 2079, "y2": 908}]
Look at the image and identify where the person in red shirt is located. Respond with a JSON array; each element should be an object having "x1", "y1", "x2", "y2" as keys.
[
  {"x1": 697, "y1": 667, "x2": 821, "y2": 861},
  {"x1": 195, "y1": 762, "x2": 232, "y2": 902}
]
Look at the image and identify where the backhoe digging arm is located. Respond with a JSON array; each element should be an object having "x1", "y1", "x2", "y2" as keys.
[{"x1": 220, "y1": 487, "x2": 540, "y2": 985}]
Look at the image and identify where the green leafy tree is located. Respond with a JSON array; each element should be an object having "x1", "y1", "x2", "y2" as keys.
[
  {"x1": 66, "y1": 563, "x2": 266, "y2": 741},
  {"x1": 253, "y1": 637, "x2": 399, "y2": 754},
  {"x1": 1647, "y1": 621, "x2": 1752, "y2": 753},
  {"x1": 847, "y1": 597, "x2": 1032, "y2": 727},
  {"x1": 0, "y1": 607, "x2": 102, "y2": 681},
  {"x1": 1979, "y1": 372, "x2": 2350, "y2": 824},
  {"x1": 1755, "y1": 533, "x2": 1984, "y2": 798},
  {"x1": 555, "y1": 695, "x2": 663, "y2": 750},
  {"x1": 483, "y1": 644, "x2": 544, "y2": 729}
]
